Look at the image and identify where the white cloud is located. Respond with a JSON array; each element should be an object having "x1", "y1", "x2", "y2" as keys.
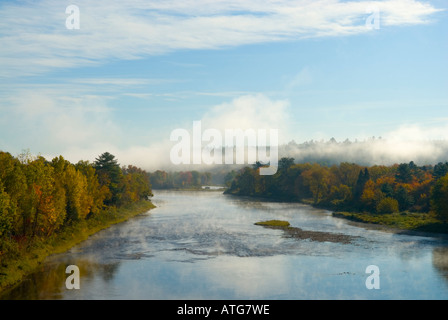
[
  {"x1": 201, "y1": 94, "x2": 292, "y2": 144},
  {"x1": 385, "y1": 123, "x2": 448, "y2": 142},
  {"x1": 0, "y1": 0, "x2": 443, "y2": 77},
  {"x1": 0, "y1": 88, "x2": 120, "y2": 155}
]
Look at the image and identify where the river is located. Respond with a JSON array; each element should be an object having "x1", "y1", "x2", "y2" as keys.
[{"x1": 2, "y1": 190, "x2": 448, "y2": 300}]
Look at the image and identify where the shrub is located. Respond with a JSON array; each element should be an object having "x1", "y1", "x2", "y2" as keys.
[{"x1": 377, "y1": 197, "x2": 399, "y2": 214}]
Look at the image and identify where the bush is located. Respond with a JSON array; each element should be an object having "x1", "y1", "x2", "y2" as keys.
[{"x1": 377, "y1": 197, "x2": 399, "y2": 214}]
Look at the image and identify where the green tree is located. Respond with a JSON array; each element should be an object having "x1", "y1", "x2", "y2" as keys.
[
  {"x1": 301, "y1": 164, "x2": 331, "y2": 204},
  {"x1": 121, "y1": 165, "x2": 152, "y2": 204},
  {"x1": 224, "y1": 170, "x2": 238, "y2": 188},
  {"x1": 52, "y1": 156, "x2": 90, "y2": 222},
  {"x1": 0, "y1": 182, "x2": 13, "y2": 238},
  {"x1": 377, "y1": 197, "x2": 399, "y2": 214},
  {"x1": 22, "y1": 156, "x2": 59, "y2": 237},
  {"x1": 433, "y1": 162, "x2": 448, "y2": 179},
  {"x1": 329, "y1": 184, "x2": 352, "y2": 207},
  {"x1": 235, "y1": 167, "x2": 256, "y2": 195},
  {"x1": 395, "y1": 185, "x2": 414, "y2": 212},
  {"x1": 94, "y1": 152, "x2": 123, "y2": 205},
  {"x1": 431, "y1": 173, "x2": 448, "y2": 222},
  {"x1": 0, "y1": 152, "x2": 27, "y2": 235},
  {"x1": 75, "y1": 160, "x2": 109, "y2": 217},
  {"x1": 278, "y1": 157, "x2": 295, "y2": 171},
  {"x1": 354, "y1": 168, "x2": 370, "y2": 202},
  {"x1": 396, "y1": 163, "x2": 412, "y2": 183},
  {"x1": 201, "y1": 172, "x2": 212, "y2": 185}
]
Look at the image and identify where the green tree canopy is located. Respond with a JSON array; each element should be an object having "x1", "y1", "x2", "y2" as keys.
[
  {"x1": 431, "y1": 173, "x2": 448, "y2": 222},
  {"x1": 94, "y1": 152, "x2": 123, "y2": 205}
]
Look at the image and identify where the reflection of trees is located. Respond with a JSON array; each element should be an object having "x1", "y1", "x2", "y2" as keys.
[
  {"x1": 432, "y1": 247, "x2": 448, "y2": 283},
  {"x1": 100, "y1": 263, "x2": 120, "y2": 282},
  {"x1": 0, "y1": 259, "x2": 120, "y2": 300}
]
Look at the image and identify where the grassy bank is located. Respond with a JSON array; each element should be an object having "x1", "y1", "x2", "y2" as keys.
[
  {"x1": 254, "y1": 220, "x2": 291, "y2": 227},
  {"x1": 0, "y1": 200, "x2": 155, "y2": 293},
  {"x1": 332, "y1": 211, "x2": 448, "y2": 234},
  {"x1": 225, "y1": 192, "x2": 448, "y2": 236}
]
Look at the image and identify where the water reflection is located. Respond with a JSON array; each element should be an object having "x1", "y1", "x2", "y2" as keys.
[
  {"x1": 2, "y1": 190, "x2": 448, "y2": 299},
  {"x1": 433, "y1": 247, "x2": 448, "y2": 282},
  {"x1": 2, "y1": 257, "x2": 121, "y2": 300}
]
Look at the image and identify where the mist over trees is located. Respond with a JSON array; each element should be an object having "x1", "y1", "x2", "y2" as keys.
[
  {"x1": 278, "y1": 138, "x2": 448, "y2": 167},
  {"x1": 148, "y1": 138, "x2": 448, "y2": 184}
]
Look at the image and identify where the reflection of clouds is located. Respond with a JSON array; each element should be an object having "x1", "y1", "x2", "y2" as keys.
[
  {"x1": 203, "y1": 256, "x2": 294, "y2": 299},
  {"x1": 4, "y1": 190, "x2": 448, "y2": 299},
  {"x1": 0, "y1": 257, "x2": 121, "y2": 300}
]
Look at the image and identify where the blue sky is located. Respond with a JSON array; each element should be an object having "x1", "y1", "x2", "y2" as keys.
[{"x1": 0, "y1": 0, "x2": 447, "y2": 170}]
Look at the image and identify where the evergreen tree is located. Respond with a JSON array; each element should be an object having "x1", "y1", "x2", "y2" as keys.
[
  {"x1": 94, "y1": 152, "x2": 123, "y2": 205},
  {"x1": 354, "y1": 168, "x2": 370, "y2": 201}
]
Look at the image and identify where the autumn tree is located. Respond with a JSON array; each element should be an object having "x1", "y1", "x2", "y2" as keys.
[
  {"x1": 431, "y1": 173, "x2": 448, "y2": 222},
  {"x1": 121, "y1": 165, "x2": 152, "y2": 204},
  {"x1": 51, "y1": 156, "x2": 91, "y2": 222},
  {"x1": 22, "y1": 156, "x2": 60, "y2": 237},
  {"x1": 0, "y1": 182, "x2": 13, "y2": 238},
  {"x1": 301, "y1": 164, "x2": 331, "y2": 204},
  {"x1": 331, "y1": 162, "x2": 361, "y2": 189},
  {"x1": 360, "y1": 180, "x2": 378, "y2": 211},
  {"x1": 75, "y1": 160, "x2": 109, "y2": 217},
  {"x1": 149, "y1": 170, "x2": 168, "y2": 189},
  {"x1": 328, "y1": 184, "x2": 352, "y2": 208},
  {"x1": 0, "y1": 152, "x2": 26, "y2": 235}
]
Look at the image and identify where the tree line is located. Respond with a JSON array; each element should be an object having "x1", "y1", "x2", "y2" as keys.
[
  {"x1": 225, "y1": 158, "x2": 448, "y2": 222},
  {"x1": 0, "y1": 151, "x2": 152, "y2": 246},
  {"x1": 149, "y1": 170, "x2": 212, "y2": 189}
]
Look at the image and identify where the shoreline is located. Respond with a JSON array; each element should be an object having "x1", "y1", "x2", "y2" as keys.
[
  {"x1": 332, "y1": 211, "x2": 448, "y2": 239},
  {"x1": 224, "y1": 192, "x2": 448, "y2": 238},
  {"x1": 0, "y1": 199, "x2": 156, "y2": 294}
]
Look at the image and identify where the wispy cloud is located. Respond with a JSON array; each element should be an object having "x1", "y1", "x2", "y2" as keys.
[
  {"x1": 71, "y1": 78, "x2": 169, "y2": 86},
  {"x1": 0, "y1": 0, "x2": 442, "y2": 77}
]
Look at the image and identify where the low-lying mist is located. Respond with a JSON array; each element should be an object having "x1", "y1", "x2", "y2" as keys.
[
  {"x1": 146, "y1": 137, "x2": 448, "y2": 175},
  {"x1": 280, "y1": 137, "x2": 448, "y2": 167}
]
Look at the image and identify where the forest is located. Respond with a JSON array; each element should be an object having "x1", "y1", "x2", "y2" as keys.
[
  {"x1": 0, "y1": 151, "x2": 152, "y2": 259},
  {"x1": 225, "y1": 158, "x2": 448, "y2": 223},
  {"x1": 149, "y1": 170, "x2": 212, "y2": 189}
]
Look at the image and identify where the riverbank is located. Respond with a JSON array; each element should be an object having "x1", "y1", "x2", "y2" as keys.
[
  {"x1": 332, "y1": 211, "x2": 448, "y2": 236},
  {"x1": 0, "y1": 199, "x2": 155, "y2": 293},
  {"x1": 153, "y1": 186, "x2": 226, "y2": 192},
  {"x1": 224, "y1": 192, "x2": 448, "y2": 236}
]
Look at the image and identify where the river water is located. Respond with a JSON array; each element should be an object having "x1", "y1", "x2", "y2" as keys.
[{"x1": 2, "y1": 190, "x2": 448, "y2": 300}]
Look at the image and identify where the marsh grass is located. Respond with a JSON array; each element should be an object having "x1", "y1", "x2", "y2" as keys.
[{"x1": 254, "y1": 220, "x2": 291, "y2": 227}]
